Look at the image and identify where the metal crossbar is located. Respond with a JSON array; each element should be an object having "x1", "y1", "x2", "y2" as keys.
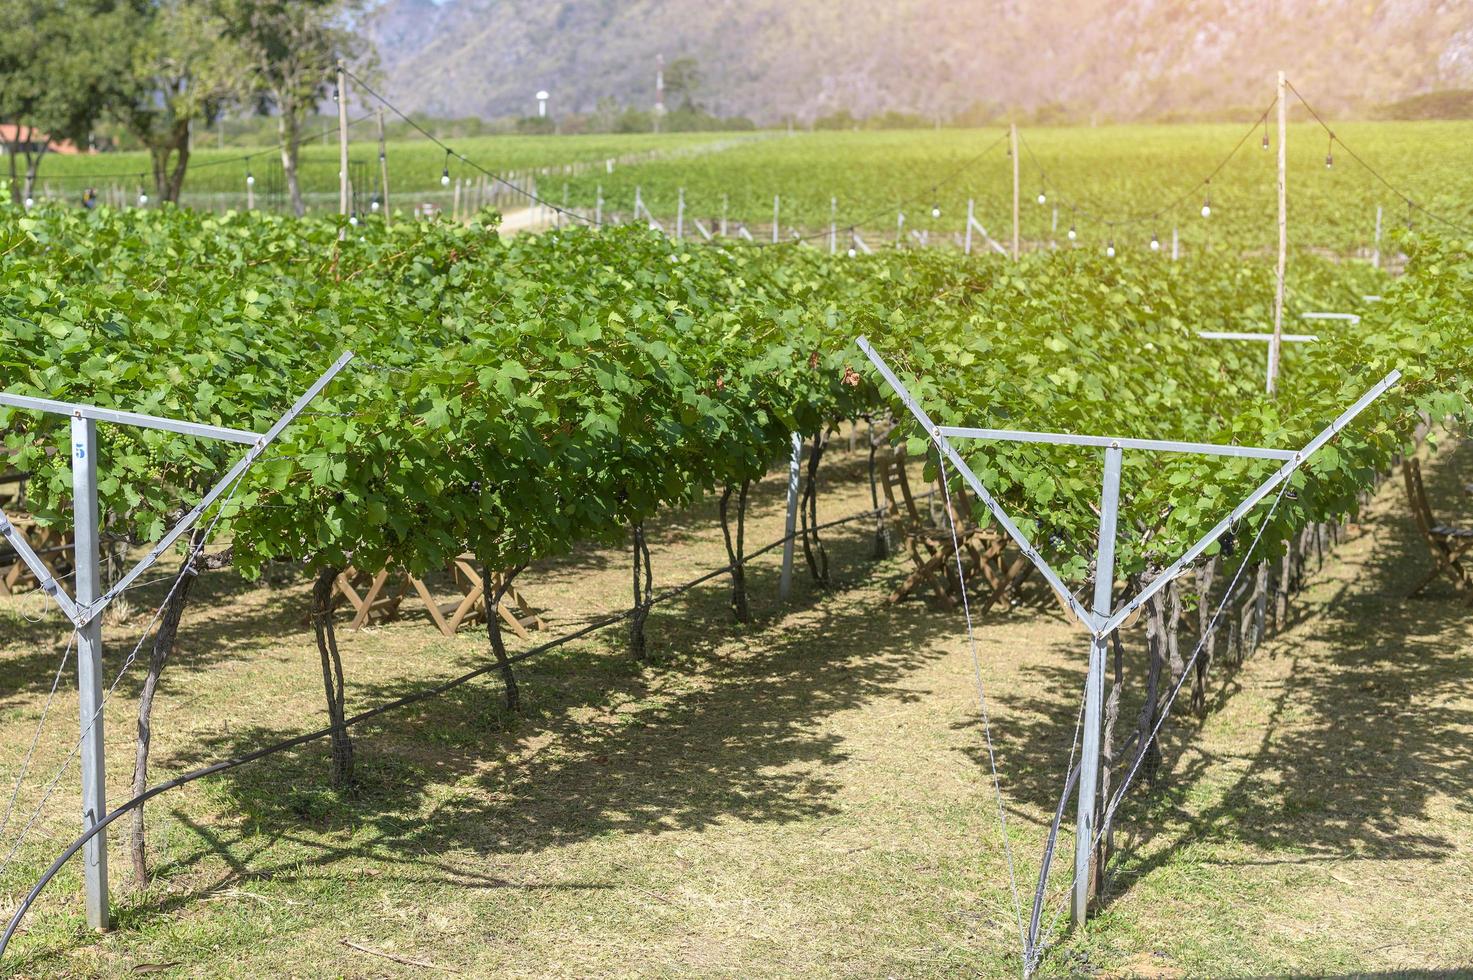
[
  {"x1": 0, "y1": 394, "x2": 260, "y2": 445},
  {"x1": 1198, "y1": 331, "x2": 1318, "y2": 343},
  {"x1": 938, "y1": 427, "x2": 1297, "y2": 461}
]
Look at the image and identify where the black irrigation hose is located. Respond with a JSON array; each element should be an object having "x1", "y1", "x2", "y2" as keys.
[{"x1": 0, "y1": 502, "x2": 890, "y2": 960}]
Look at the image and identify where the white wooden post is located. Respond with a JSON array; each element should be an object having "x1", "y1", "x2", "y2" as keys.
[
  {"x1": 1171, "y1": 227, "x2": 1179, "y2": 261},
  {"x1": 721, "y1": 195, "x2": 728, "y2": 237},
  {"x1": 965, "y1": 199, "x2": 975, "y2": 255},
  {"x1": 336, "y1": 60, "x2": 349, "y2": 239},
  {"x1": 1268, "y1": 69, "x2": 1287, "y2": 397},
  {"x1": 1372, "y1": 205, "x2": 1382, "y2": 269},
  {"x1": 595, "y1": 184, "x2": 603, "y2": 226},
  {"x1": 1010, "y1": 122, "x2": 1020, "y2": 260},
  {"x1": 772, "y1": 195, "x2": 780, "y2": 244},
  {"x1": 377, "y1": 108, "x2": 391, "y2": 227}
]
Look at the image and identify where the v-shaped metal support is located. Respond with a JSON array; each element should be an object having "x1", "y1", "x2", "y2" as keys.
[
  {"x1": 857, "y1": 336, "x2": 1398, "y2": 930},
  {"x1": 0, "y1": 349, "x2": 353, "y2": 932}
]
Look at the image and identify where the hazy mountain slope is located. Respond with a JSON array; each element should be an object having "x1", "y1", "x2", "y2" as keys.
[{"x1": 365, "y1": 0, "x2": 1473, "y2": 122}]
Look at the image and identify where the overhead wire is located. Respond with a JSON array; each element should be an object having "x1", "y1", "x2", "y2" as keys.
[
  {"x1": 1017, "y1": 98, "x2": 1277, "y2": 232},
  {"x1": 1284, "y1": 77, "x2": 1473, "y2": 237}
]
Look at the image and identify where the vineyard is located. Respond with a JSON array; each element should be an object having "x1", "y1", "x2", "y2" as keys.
[{"x1": 1, "y1": 112, "x2": 1472, "y2": 976}]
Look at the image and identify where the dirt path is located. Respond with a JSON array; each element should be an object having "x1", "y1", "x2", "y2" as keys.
[{"x1": 0, "y1": 439, "x2": 1467, "y2": 977}]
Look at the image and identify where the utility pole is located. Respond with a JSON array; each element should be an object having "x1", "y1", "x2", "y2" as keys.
[
  {"x1": 1268, "y1": 70, "x2": 1287, "y2": 396},
  {"x1": 377, "y1": 108, "x2": 391, "y2": 227},
  {"x1": 336, "y1": 60, "x2": 350, "y2": 238},
  {"x1": 1010, "y1": 123, "x2": 1020, "y2": 260}
]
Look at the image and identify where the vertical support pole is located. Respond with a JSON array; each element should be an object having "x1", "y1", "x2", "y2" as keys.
[
  {"x1": 336, "y1": 60, "x2": 349, "y2": 239},
  {"x1": 965, "y1": 199, "x2": 975, "y2": 255},
  {"x1": 1372, "y1": 204, "x2": 1382, "y2": 269},
  {"x1": 676, "y1": 187, "x2": 684, "y2": 239},
  {"x1": 896, "y1": 211, "x2": 904, "y2": 245},
  {"x1": 778, "y1": 433, "x2": 802, "y2": 601},
  {"x1": 1268, "y1": 69, "x2": 1287, "y2": 396},
  {"x1": 635, "y1": 185, "x2": 643, "y2": 223},
  {"x1": 1171, "y1": 226, "x2": 1179, "y2": 261},
  {"x1": 1010, "y1": 122, "x2": 1020, "y2": 260},
  {"x1": 595, "y1": 184, "x2": 603, "y2": 226},
  {"x1": 71, "y1": 416, "x2": 109, "y2": 931},
  {"x1": 721, "y1": 194, "x2": 728, "y2": 237},
  {"x1": 376, "y1": 108, "x2": 390, "y2": 227},
  {"x1": 1051, "y1": 204, "x2": 1059, "y2": 234},
  {"x1": 452, "y1": 178, "x2": 462, "y2": 223},
  {"x1": 1074, "y1": 445, "x2": 1121, "y2": 928},
  {"x1": 772, "y1": 194, "x2": 780, "y2": 244}
]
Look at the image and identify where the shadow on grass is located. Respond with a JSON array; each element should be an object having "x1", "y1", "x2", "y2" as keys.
[{"x1": 1097, "y1": 441, "x2": 1473, "y2": 906}]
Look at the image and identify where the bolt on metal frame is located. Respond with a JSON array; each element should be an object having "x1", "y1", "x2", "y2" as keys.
[
  {"x1": 0, "y1": 351, "x2": 354, "y2": 930},
  {"x1": 857, "y1": 336, "x2": 1398, "y2": 929}
]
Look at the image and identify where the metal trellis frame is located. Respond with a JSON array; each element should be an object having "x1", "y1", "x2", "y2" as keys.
[
  {"x1": 0, "y1": 350, "x2": 354, "y2": 930},
  {"x1": 856, "y1": 335, "x2": 1398, "y2": 931}
]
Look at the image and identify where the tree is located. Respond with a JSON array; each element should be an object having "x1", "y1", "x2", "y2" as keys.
[
  {"x1": 115, "y1": 1, "x2": 245, "y2": 204},
  {"x1": 0, "y1": 0, "x2": 131, "y2": 204},
  {"x1": 220, "y1": 0, "x2": 368, "y2": 216},
  {"x1": 663, "y1": 57, "x2": 702, "y2": 111}
]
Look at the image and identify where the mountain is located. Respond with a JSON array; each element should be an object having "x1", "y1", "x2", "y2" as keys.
[{"x1": 364, "y1": 0, "x2": 1473, "y2": 123}]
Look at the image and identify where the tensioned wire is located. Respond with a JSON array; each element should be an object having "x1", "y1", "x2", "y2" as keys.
[
  {"x1": 1023, "y1": 477, "x2": 1294, "y2": 977},
  {"x1": 0, "y1": 471, "x2": 248, "y2": 877},
  {"x1": 933, "y1": 446, "x2": 1028, "y2": 968}
]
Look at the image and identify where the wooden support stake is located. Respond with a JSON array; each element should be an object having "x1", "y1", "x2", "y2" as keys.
[
  {"x1": 1010, "y1": 122, "x2": 1020, "y2": 260},
  {"x1": 377, "y1": 108, "x2": 390, "y2": 226},
  {"x1": 1268, "y1": 69, "x2": 1287, "y2": 396},
  {"x1": 336, "y1": 60, "x2": 349, "y2": 238}
]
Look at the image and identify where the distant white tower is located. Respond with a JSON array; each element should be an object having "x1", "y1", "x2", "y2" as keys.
[{"x1": 654, "y1": 54, "x2": 666, "y2": 132}]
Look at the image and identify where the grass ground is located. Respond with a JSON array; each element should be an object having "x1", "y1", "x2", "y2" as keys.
[{"x1": 0, "y1": 435, "x2": 1468, "y2": 978}]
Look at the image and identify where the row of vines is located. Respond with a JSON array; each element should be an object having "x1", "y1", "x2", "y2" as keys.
[{"x1": 2, "y1": 202, "x2": 1470, "y2": 898}]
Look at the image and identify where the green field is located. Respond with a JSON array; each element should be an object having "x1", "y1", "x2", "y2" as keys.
[{"x1": 21, "y1": 122, "x2": 1473, "y2": 254}]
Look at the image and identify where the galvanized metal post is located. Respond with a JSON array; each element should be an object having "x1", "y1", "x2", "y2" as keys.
[
  {"x1": 965, "y1": 199, "x2": 975, "y2": 255},
  {"x1": 71, "y1": 416, "x2": 109, "y2": 931},
  {"x1": 778, "y1": 433, "x2": 802, "y2": 601},
  {"x1": 1074, "y1": 444, "x2": 1121, "y2": 928},
  {"x1": 595, "y1": 184, "x2": 602, "y2": 227},
  {"x1": 772, "y1": 195, "x2": 780, "y2": 244},
  {"x1": 721, "y1": 194, "x2": 728, "y2": 237}
]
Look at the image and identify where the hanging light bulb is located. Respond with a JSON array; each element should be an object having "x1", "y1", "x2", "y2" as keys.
[
  {"x1": 1067, "y1": 224, "x2": 1077, "y2": 241},
  {"x1": 847, "y1": 247, "x2": 857, "y2": 258},
  {"x1": 1200, "y1": 197, "x2": 1211, "y2": 218},
  {"x1": 1105, "y1": 240, "x2": 1115, "y2": 258},
  {"x1": 1150, "y1": 232, "x2": 1160, "y2": 251},
  {"x1": 246, "y1": 170, "x2": 255, "y2": 187},
  {"x1": 931, "y1": 203, "x2": 941, "y2": 219},
  {"x1": 1261, "y1": 116, "x2": 1270, "y2": 150},
  {"x1": 23, "y1": 196, "x2": 33, "y2": 208},
  {"x1": 441, "y1": 150, "x2": 451, "y2": 187},
  {"x1": 349, "y1": 214, "x2": 359, "y2": 226},
  {"x1": 1325, "y1": 135, "x2": 1334, "y2": 168},
  {"x1": 138, "y1": 192, "x2": 148, "y2": 206},
  {"x1": 371, "y1": 197, "x2": 381, "y2": 212},
  {"x1": 1037, "y1": 191, "x2": 1046, "y2": 205}
]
